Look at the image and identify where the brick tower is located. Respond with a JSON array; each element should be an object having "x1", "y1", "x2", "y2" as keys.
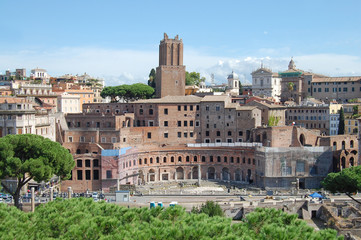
[{"x1": 155, "y1": 33, "x2": 186, "y2": 98}]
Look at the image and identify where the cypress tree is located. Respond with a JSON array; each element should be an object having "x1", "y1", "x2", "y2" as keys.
[{"x1": 338, "y1": 107, "x2": 345, "y2": 135}]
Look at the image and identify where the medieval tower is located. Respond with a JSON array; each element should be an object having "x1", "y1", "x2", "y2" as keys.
[{"x1": 155, "y1": 33, "x2": 186, "y2": 98}]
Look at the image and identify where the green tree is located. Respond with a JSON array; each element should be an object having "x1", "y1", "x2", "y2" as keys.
[
  {"x1": 239, "y1": 80, "x2": 243, "y2": 94},
  {"x1": 185, "y1": 71, "x2": 205, "y2": 86},
  {"x1": 147, "y1": 68, "x2": 156, "y2": 89},
  {"x1": 0, "y1": 134, "x2": 74, "y2": 209},
  {"x1": 191, "y1": 200, "x2": 224, "y2": 217},
  {"x1": 0, "y1": 198, "x2": 341, "y2": 239},
  {"x1": 268, "y1": 115, "x2": 280, "y2": 126},
  {"x1": 338, "y1": 107, "x2": 345, "y2": 135},
  {"x1": 100, "y1": 84, "x2": 154, "y2": 102},
  {"x1": 322, "y1": 166, "x2": 361, "y2": 204},
  {"x1": 100, "y1": 86, "x2": 118, "y2": 102},
  {"x1": 287, "y1": 82, "x2": 295, "y2": 91},
  {"x1": 352, "y1": 105, "x2": 359, "y2": 116}
]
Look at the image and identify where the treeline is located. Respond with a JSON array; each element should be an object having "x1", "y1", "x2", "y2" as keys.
[
  {"x1": 100, "y1": 83, "x2": 154, "y2": 102},
  {"x1": 0, "y1": 198, "x2": 341, "y2": 239}
]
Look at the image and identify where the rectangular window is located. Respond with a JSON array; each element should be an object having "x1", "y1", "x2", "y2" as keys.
[
  {"x1": 190, "y1": 105, "x2": 193, "y2": 111},
  {"x1": 93, "y1": 170, "x2": 99, "y2": 180},
  {"x1": 178, "y1": 105, "x2": 181, "y2": 111},
  {"x1": 93, "y1": 159, "x2": 99, "y2": 167},
  {"x1": 184, "y1": 105, "x2": 187, "y2": 111},
  {"x1": 164, "y1": 121, "x2": 168, "y2": 127},
  {"x1": 195, "y1": 121, "x2": 200, "y2": 127},
  {"x1": 80, "y1": 136, "x2": 85, "y2": 142},
  {"x1": 184, "y1": 132, "x2": 188, "y2": 138},
  {"x1": 106, "y1": 170, "x2": 112, "y2": 179},
  {"x1": 111, "y1": 137, "x2": 117, "y2": 143},
  {"x1": 77, "y1": 170, "x2": 83, "y2": 180},
  {"x1": 206, "y1": 131, "x2": 209, "y2": 136},
  {"x1": 190, "y1": 132, "x2": 193, "y2": 137},
  {"x1": 68, "y1": 136, "x2": 73, "y2": 142},
  {"x1": 190, "y1": 121, "x2": 193, "y2": 127},
  {"x1": 101, "y1": 137, "x2": 106, "y2": 143},
  {"x1": 85, "y1": 170, "x2": 91, "y2": 180},
  {"x1": 85, "y1": 160, "x2": 91, "y2": 167},
  {"x1": 147, "y1": 132, "x2": 151, "y2": 139},
  {"x1": 178, "y1": 132, "x2": 181, "y2": 138},
  {"x1": 164, "y1": 108, "x2": 168, "y2": 115},
  {"x1": 77, "y1": 160, "x2": 82, "y2": 168},
  {"x1": 164, "y1": 132, "x2": 168, "y2": 138},
  {"x1": 184, "y1": 121, "x2": 188, "y2": 127},
  {"x1": 178, "y1": 121, "x2": 181, "y2": 127}
]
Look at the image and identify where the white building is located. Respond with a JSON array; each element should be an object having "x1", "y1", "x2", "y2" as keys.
[
  {"x1": 251, "y1": 65, "x2": 281, "y2": 102},
  {"x1": 226, "y1": 71, "x2": 240, "y2": 96},
  {"x1": 57, "y1": 92, "x2": 81, "y2": 114},
  {"x1": 31, "y1": 68, "x2": 50, "y2": 83},
  {"x1": 0, "y1": 97, "x2": 56, "y2": 141}
]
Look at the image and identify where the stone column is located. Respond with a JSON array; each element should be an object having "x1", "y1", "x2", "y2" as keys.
[
  {"x1": 198, "y1": 164, "x2": 201, "y2": 186},
  {"x1": 67, "y1": 187, "x2": 72, "y2": 199},
  {"x1": 31, "y1": 187, "x2": 35, "y2": 212},
  {"x1": 50, "y1": 187, "x2": 54, "y2": 202}
]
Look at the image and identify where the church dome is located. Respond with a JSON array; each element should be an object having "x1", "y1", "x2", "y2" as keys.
[
  {"x1": 227, "y1": 71, "x2": 239, "y2": 80},
  {"x1": 288, "y1": 58, "x2": 296, "y2": 70}
]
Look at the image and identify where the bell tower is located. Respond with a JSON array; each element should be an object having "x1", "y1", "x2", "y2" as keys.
[{"x1": 155, "y1": 33, "x2": 186, "y2": 98}]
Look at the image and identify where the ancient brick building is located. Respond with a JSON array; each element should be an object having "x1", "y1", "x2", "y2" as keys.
[
  {"x1": 155, "y1": 33, "x2": 186, "y2": 98},
  {"x1": 60, "y1": 34, "x2": 360, "y2": 193}
]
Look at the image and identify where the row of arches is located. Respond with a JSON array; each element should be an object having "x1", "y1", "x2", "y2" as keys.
[
  {"x1": 21, "y1": 89, "x2": 51, "y2": 95},
  {"x1": 134, "y1": 166, "x2": 253, "y2": 184}
]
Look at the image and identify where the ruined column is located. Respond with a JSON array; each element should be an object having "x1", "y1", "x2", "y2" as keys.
[
  {"x1": 198, "y1": 164, "x2": 201, "y2": 186},
  {"x1": 31, "y1": 187, "x2": 35, "y2": 212},
  {"x1": 50, "y1": 187, "x2": 54, "y2": 202},
  {"x1": 68, "y1": 187, "x2": 72, "y2": 199}
]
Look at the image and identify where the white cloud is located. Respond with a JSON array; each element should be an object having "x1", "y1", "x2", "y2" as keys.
[{"x1": 0, "y1": 47, "x2": 360, "y2": 87}]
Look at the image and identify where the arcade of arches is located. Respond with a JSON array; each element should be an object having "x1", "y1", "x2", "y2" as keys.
[{"x1": 116, "y1": 148, "x2": 256, "y2": 185}]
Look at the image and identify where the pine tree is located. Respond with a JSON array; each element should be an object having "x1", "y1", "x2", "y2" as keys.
[{"x1": 338, "y1": 107, "x2": 345, "y2": 135}]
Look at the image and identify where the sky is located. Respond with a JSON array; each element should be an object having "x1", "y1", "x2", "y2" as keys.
[{"x1": 0, "y1": 0, "x2": 360, "y2": 86}]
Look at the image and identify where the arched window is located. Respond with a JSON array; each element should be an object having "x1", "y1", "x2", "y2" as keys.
[
  {"x1": 171, "y1": 156, "x2": 174, "y2": 162},
  {"x1": 350, "y1": 140, "x2": 354, "y2": 148},
  {"x1": 193, "y1": 156, "x2": 197, "y2": 162},
  {"x1": 163, "y1": 157, "x2": 167, "y2": 163},
  {"x1": 178, "y1": 156, "x2": 182, "y2": 162}
]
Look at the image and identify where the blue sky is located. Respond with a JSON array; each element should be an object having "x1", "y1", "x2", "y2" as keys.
[{"x1": 1, "y1": 0, "x2": 360, "y2": 85}]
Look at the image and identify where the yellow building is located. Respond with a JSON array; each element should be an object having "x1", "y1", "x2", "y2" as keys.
[{"x1": 345, "y1": 118, "x2": 359, "y2": 135}]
